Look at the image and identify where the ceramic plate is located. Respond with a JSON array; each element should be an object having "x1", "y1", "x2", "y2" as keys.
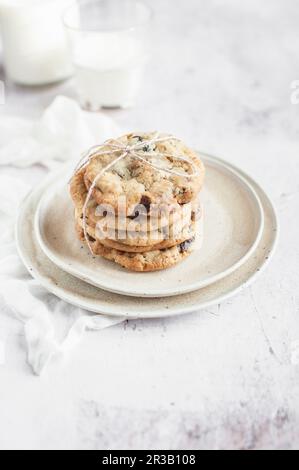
[
  {"x1": 16, "y1": 154, "x2": 278, "y2": 318},
  {"x1": 34, "y1": 155, "x2": 264, "y2": 297}
]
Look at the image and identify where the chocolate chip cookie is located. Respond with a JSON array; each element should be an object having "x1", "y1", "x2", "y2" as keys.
[
  {"x1": 72, "y1": 132, "x2": 205, "y2": 216},
  {"x1": 83, "y1": 235, "x2": 196, "y2": 272}
]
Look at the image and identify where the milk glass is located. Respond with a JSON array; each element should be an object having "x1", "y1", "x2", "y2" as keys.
[
  {"x1": 63, "y1": 0, "x2": 152, "y2": 110},
  {"x1": 0, "y1": 0, "x2": 72, "y2": 86}
]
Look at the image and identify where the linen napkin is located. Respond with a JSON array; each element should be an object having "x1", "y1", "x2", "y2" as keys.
[{"x1": 0, "y1": 96, "x2": 125, "y2": 375}]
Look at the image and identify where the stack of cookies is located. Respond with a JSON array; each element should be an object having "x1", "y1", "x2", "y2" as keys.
[{"x1": 70, "y1": 132, "x2": 205, "y2": 272}]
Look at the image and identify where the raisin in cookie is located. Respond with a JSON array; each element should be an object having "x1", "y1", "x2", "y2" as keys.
[{"x1": 80, "y1": 234, "x2": 196, "y2": 272}]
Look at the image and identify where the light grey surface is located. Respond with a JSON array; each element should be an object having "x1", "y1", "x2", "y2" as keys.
[{"x1": 0, "y1": 0, "x2": 298, "y2": 450}]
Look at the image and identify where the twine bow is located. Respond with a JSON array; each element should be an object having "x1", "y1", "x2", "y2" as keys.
[{"x1": 73, "y1": 132, "x2": 201, "y2": 254}]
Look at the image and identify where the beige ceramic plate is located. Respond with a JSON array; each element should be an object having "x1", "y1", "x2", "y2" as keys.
[
  {"x1": 16, "y1": 155, "x2": 278, "y2": 317},
  {"x1": 16, "y1": 155, "x2": 277, "y2": 317},
  {"x1": 34, "y1": 156, "x2": 264, "y2": 298}
]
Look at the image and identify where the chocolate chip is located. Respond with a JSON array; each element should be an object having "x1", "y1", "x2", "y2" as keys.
[
  {"x1": 140, "y1": 195, "x2": 151, "y2": 213},
  {"x1": 179, "y1": 236, "x2": 195, "y2": 253},
  {"x1": 142, "y1": 144, "x2": 150, "y2": 152},
  {"x1": 87, "y1": 234, "x2": 96, "y2": 243}
]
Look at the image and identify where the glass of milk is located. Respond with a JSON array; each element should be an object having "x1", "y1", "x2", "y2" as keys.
[
  {"x1": 63, "y1": 0, "x2": 153, "y2": 110},
  {"x1": 0, "y1": 0, "x2": 72, "y2": 86}
]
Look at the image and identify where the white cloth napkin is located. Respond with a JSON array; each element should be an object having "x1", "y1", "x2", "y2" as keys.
[{"x1": 0, "y1": 96, "x2": 125, "y2": 375}]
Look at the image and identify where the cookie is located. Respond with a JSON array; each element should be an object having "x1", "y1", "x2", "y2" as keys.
[
  {"x1": 80, "y1": 233, "x2": 196, "y2": 272},
  {"x1": 76, "y1": 200, "x2": 190, "y2": 235},
  {"x1": 76, "y1": 218, "x2": 197, "y2": 253},
  {"x1": 69, "y1": 168, "x2": 87, "y2": 211},
  {"x1": 71, "y1": 170, "x2": 200, "y2": 246},
  {"x1": 73, "y1": 132, "x2": 205, "y2": 215},
  {"x1": 69, "y1": 132, "x2": 204, "y2": 271},
  {"x1": 76, "y1": 198, "x2": 199, "y2": 247},
  {"x1": 76, "y1": 218, "x2": 165, "y2": 247}
]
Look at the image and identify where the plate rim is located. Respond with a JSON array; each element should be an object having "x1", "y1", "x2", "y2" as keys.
[{"x1": 33, "y1": 154, "x2": 265, "y2": 298}]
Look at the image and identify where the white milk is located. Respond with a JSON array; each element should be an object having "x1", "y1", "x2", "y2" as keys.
[
  {"x1": 70, "y1": 33, "x2": 146, "y2": 109},
  {"x1": 0, "y1": 0, "x2": 72, "y2": 85}
]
